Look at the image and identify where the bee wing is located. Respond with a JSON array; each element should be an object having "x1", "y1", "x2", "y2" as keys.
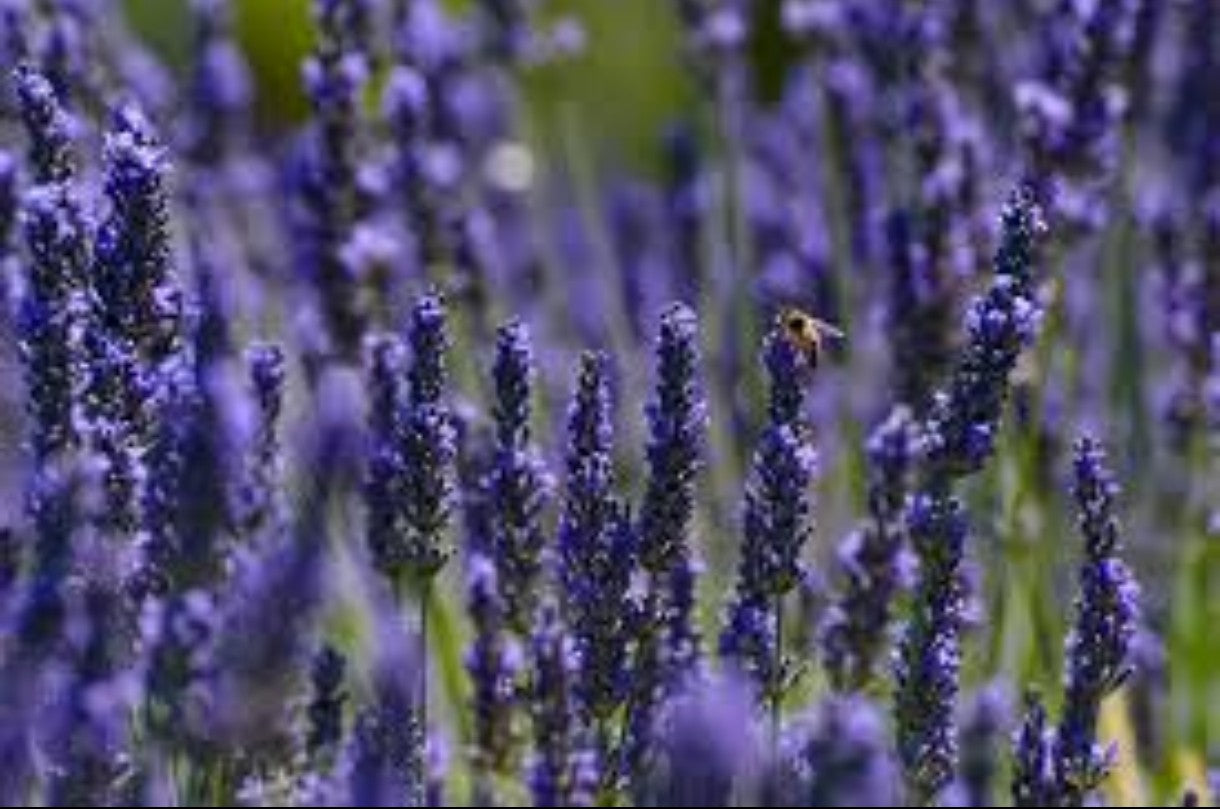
[{"x1": 811, "y1": 318, "x2": 846, "y2": 340}]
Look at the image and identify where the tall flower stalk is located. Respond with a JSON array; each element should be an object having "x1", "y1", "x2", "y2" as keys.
[{"x1": 895, "y1": 187, "x2": 1045, "y2": 804}]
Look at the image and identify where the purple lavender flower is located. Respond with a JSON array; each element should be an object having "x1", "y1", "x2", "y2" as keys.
[
  {"x1": 771, "y1": 695, "x2": 901, "y2": 807},
  {"x1": 894, "y1": 487, "x2": 966, "y2": 804},
  {"x1": 41, "y1": 547, "x2": 132, "y2": 806},
  {"x1": 527, "y1": 602, "x2": 586, "y2": 808},
  {"x1": 637, "y1": 303, "x2": 706, "y2": 674},
  {"x1": 1053, "y1": 436, "x2": 1139, "y2": 806},
  {"x1": 486, "y1": 319, "x2": 550, "y2": 636},
  {"x1": 949, "y1": 684, "x2": 1011, "y2": 807},
  {"x1": 183, "y1": 0, "x2": 253, "y2": 166},
  {"x1": 399, "y1": 291, "x2": 455, "y2": 582},
  {"x1": 465, "y1": 551, "x2": 520, "y2": 793},
  {"x1": 896, "y1": 187, "x2": 1046, "y2": 803},
  {"x1": 641, "y1": 674, "x2": 756, "y2": 806},
  {"x1": 295, "y1": 0, "x2": 374, "y2": 359},
  {"x1": 922, "y1": 187, "x2": 1044, "y2": 478},
  {"x1": 365, "y1": 333, "x2": 406, "y2": 577},
  {"x1": 820, "y1": 405, "x2": 918, "y2": 692},
  {"x1": 239, "y1": 342, "x2": 286, "y2": 539},
  {"x1": 13, "y1": 63, "x2": 76, "y2": 184},
  {"x1": 365, "y1": 293, "x2": 455, "y2": 586},
  {"x1": 94, "y1": 101, "x2": 182, "y2": 363},
  {"x1": 345, "y1": 628, "x2": 425, "y2": 808},
  {"x1": 1012, "y1": 690, "x2": 1055, "y2": 808},
  {"x1": 720, "y1": 330, "x2": 817, "y2": 706},
  {"x1": 18, "y1": 183, "x2": 89, "y2": 460}
]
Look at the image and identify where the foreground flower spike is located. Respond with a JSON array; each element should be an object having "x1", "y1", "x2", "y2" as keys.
[
  {"x1": 366, "y1": 293, "x2": 455, "y2": 587},
  {"x1": 400, "y1": 291, "x2": 455, "y2": 582},
  {"x1": 557, "y1": 352, "x2": 615, "y2": 651},
  {"x1": 638, "y1": 302, "x2": 707, "y2": 684},
  {"x1": 297, "y1": 0, "x2": 372, "y2": 359},
  {"x1": 1012, "y1": 690, "x2": 1055, "y2": 808},
  {"x1": 894, "y1": 487, "x2": 967, "y2": 804},
  {"x1": 465, "y1": 551, "x2": 520, "y2": 795},
  {"x1": 528, "y1": 602, "x2": 584, "y2": 808},
  {"x1": 42, "y1": 547, "x2": 131, "y2": 806},
  {"x1": 770, "y1": 696, "x2": 901, "y2": 807},
  {"x1": 721, "y1": 328, "x2": 817, "y2": 710},
  {"x1": 1054, "y1": 437, "x2": 1139, "y2": 806},
  {"x1": 95, "y1": 101, "x2": 182, "y2": 363},
  {"x1": 13, "y1": 63, "x2": 76, "y2": 184},
  {"x1": 821, "y1": 405, "x2": 918, "y2": 692},
  {"x1": 641, "y1": 675, "x2": 755, "y2": 806},
  {"x1": 952, "y1": 684, "x2": 1011, "y2": 807},
  {"x1": 18, "y1": 182, "x2": 89, "y2": 460},
  {"x1": 346, "y1": 613, "x2": 425, "y2": 807},
  {"x1": 487, "y1": 319, "x2": 550, "y2": 636},
  {"x1": 896, "y1": 186, "x2": 1045, "y2": 804}
]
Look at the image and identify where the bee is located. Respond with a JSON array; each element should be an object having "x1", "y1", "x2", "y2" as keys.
[{"x1": 776, "y1": 307, "x2": 844, "y2": 368}]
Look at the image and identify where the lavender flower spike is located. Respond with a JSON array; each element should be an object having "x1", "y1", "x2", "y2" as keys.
[
  {"x1": 720, "y1": 329, "x2": 817, "y2": 706},
  {"x1": 486, "y1": 319, "x2": 550, "y2": 636},
  {"x1": 366, "y1": 293, "x2": 455, "y2": 587},
  {"x1": 94, "y1": 101, "x2": 182, "y2": 363},
  {"x1": 638, "y1": 302, "x2": 707, "y2": 684},
  {"x1": 528, "y1": 602, "x2": 586, "y2": 808},
  {"x1": 400, "y1": 291, "x2": 455, "y2": 582},
  {"x1": 896, "y1": 186, "x2": 1046, "y2": 804},
  {"x1": 1012, "y1": 690, "x2": 1055, "y2": 808},
  {"x1": 1054, "y1": 437, "x2": 1139, "y2": 806},
  {"x1": 19, "y1": 183, "x2": 89, "y2": 460},
  {"x1": 894, "y1": 487, "x2": 967, "y2": 804},
  {"x1": 13, "y1": 63, "x2": 76, "y2": 184},
  {"x1": 821, "y1": 405, "x2": 918, "y2": 692}
]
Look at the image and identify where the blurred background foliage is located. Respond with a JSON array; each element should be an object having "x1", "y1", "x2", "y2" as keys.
[{"x1": 123, "y1": 0, "x2": 702, "y2": 172}]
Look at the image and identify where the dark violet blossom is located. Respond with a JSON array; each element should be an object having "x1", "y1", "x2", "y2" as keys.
[
  {"x1": 464, "y1": 551, "x2": 520, "y2": 790},
  {"x1": 345, "y1": 625, "x2": 425, "y2": 808},
  {"x1": 720, "y1": 329, "x2": 817, "y2": 706},
  {"x1": 94, "y1": 101, "x2": 183, "y2": 365},
  {"x1": 486, "y1": 319, "x2": 550, "y2": 636},
  {"x1": 896, "y1": 187, "x2": 1045, "y2": 804},
  {"x1": 13, "y1": 63, "x2": 76, "y2": 184},
  {"x1": 821, "y1": 405, "x2": 918, "y2": 692},
  {"x1": 366, "y1": 293, "x2": 455, "y2": 586},
  {"x1": 239, "y1": 342, "x2": 286, "y2": 539},
  {"x1": 768, "y1": 695, "x2": 901, "y2": 807},
  {"x1": 18, "y1": 183, "x2": 89, "y2": 461},
  {"x1": 894, "y1": 487, "x2": 967, "y2": 805},
  {"x1": 527, "y1": 602, "x2": 587, "y2": 808},
  {"x1": 1012, "y1": 690, "x2": 1055, "y2": 808},
  {"x1": 556, "y1": 352, "x2": 618, "y2": 676},
  {"x1": 640, "y1": 674, "x2": 756, "y2": 806},
  {"x1": 1053, "y1": 436, "x2": 1139, "y2": 806},
  {"x1": 295, "y1": 0, "x2": 373, "y2": 359},
  {"x1": 637, "y1": 303, "x2": 706, "y2": 676}
]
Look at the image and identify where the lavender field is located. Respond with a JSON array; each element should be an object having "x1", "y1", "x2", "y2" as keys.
[{"x1": 0, "y1": 0, "x2": 1213, "y2": 805}]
